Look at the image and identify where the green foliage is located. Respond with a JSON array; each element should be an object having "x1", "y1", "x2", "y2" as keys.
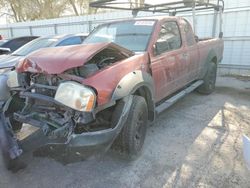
[
  {"x1": 0, "y1": 0, "x2": 101, "y2": 22},
  {"x1": 0, "y1": 0, "x2": 146, "y2": 22}
]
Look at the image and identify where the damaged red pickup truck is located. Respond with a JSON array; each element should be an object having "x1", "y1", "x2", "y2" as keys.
[{"x1": 0, "y1": 16, "x2": 223, "y2": 171}]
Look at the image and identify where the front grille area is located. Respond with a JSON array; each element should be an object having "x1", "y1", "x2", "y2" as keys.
[{"x1": 30, "y1": 74, "x2": 61, "y2": 97}]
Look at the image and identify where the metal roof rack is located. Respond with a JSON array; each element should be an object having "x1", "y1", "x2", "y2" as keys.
[
  {"x1": 90, "y1": 0, "x2": 224, "y2": 37},
  {"x1": 90, "y1": 0, "x2": 224, "y2": 17}
]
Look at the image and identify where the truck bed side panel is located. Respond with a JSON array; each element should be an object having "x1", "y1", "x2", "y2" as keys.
[{"x1": 197, "y1": 38, "x2": 224, "y2": 79}]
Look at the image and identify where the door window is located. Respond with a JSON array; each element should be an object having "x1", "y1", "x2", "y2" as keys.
[
  {"x1": 155, "y1": 21, "x2": 181, "y2": 55},
  {"x1": 183, "y1": 19, "x2": 196, "y2": 46}
]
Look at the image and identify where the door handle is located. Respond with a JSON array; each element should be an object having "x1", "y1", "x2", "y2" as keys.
[
  {"x1": 183, "y1": 53, "x2": 188, "y2": 57},
  {"x1": 182, "y1": 53, "x2": 188, "y2": 59}
]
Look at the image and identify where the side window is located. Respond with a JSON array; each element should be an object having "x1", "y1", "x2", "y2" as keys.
[
  {"x1": 57, "y1": 36, "x2": 82, "y2": 46},
  {"x1": 183, "y1": 19, "x2": 196, "y2": 46},
  {"x1": 155, "y1": 21, "x2": 181, "y2": 55},
  {"x1": 2, "y1": 40, "x2": 15, "y2": 49},
  {"x1": 3, "y1": 38, "x2": 28, "y2": 51}
]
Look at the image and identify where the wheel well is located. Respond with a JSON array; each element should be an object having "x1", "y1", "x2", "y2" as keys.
[{"x1": 133, "y1": 86, "x2": 155, "y2": 121}]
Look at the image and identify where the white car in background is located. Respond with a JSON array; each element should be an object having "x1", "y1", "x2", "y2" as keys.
[{"x1": 0, "y1": 33, "x2": 88, "y2": 74}]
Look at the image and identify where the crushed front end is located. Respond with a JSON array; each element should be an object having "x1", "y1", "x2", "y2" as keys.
[
  {"x1": 0, "y1": 43, "x2": 138, "y2": 168},
  {"x1": 2, "y1": 69, "x2": 132, "y2": 163}
]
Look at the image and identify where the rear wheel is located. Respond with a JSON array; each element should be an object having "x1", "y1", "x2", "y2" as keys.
[
  {"x1": 113, "y1": 95, "x2": 148, "y2": 159},
  {"x1": 197, "y1": 62, "x2": 217, "y2": 94}
]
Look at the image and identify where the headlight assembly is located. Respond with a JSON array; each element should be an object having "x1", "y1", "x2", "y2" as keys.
[
  {"x1": 7, "y1": 70, "x2": 20, "y2": 88},
  {"x1": 55, "y1": 81, "x2": 96, "y2": 112}
]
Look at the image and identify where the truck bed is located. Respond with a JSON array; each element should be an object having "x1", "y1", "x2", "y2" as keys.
[{"x1": 198, "y1": 37, "x2": 224, "y2": 63}]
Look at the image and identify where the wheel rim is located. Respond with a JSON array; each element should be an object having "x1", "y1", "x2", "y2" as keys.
[
  {"x1": 134, "y1": 111, "x2": 146, "y2": 151},
  {"x1": 208, "y1": 66, "x2": 216, "y2": 90}
]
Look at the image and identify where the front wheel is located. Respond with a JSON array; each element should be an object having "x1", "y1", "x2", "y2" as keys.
[
  {"x1": 197, "y1": 62, "x2": 217, "y2": 94},
  {"x1": 5, "y1": 95, "x2": 24, "y2": 132},
  {"x1": 113, "y1": 95, "x2": 148, "y2": 159}
]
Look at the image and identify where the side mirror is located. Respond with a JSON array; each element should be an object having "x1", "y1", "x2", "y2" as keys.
[
  {"x1": 153, "y1": 41, "x2": 168, "y2": 55},
  {"x1": 194, "y1": 35, "x2": 199, "y2": 43},
  {"x1": 153, "y1": 44, "x2": 159, "y2": 56},
  {"x1": 0, "y1": 47, "x2": 11, "y2": 55}
]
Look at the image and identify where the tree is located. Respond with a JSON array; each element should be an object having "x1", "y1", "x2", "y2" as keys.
[
  {"x1": 129, "y1": 0, "x2": 145, "y2": 8},
  {"x1": 0, "y1": 0, "x2": 133, "y2": 22},
  {"x1": 68, "y1": 0, "x2": 98, "y2": 15},
  {"x1": 0, "y1": 0, "x2": 69, "y2": 22}
]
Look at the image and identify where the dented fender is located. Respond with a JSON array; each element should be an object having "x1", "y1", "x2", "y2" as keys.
[
  {"x1": 82, "y1": 53, "x2": 152, "y2": 106},
  {"x1": 111, "y1": 70, "x2": 154, "y2": 101}
]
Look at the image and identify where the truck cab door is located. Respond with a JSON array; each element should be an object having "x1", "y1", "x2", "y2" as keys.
[
  {"x1": 151, "y1": 21, "x2": 189, "y2": 102},
  {"x1": 181, "y1": 19, "x2": 200, "y2": 82}
]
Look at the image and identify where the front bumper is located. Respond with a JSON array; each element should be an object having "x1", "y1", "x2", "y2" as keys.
[{"x1": 33, "y1": 96, "x2": 133, "y2": 164}]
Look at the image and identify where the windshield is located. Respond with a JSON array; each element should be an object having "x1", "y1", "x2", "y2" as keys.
[
  {"x1": 12, "y1": 38, "x2": 58, "y2": 56},
  {"x1": 83, "y1": 20, "x2": 155, "y2": 52}
]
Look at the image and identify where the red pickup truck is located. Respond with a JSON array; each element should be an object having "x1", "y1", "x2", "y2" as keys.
[{"x1": 0, "y1": 16, "x2": 223, "y2": 171}]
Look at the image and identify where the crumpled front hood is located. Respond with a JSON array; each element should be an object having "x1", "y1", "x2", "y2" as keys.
[{"x1": 16, "y1": 42, "x2": 134, "y2": 74}]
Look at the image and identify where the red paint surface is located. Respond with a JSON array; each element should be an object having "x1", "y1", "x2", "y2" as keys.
[{"x1": 16, "y1": 42, "x2": 133, "y2": 74}]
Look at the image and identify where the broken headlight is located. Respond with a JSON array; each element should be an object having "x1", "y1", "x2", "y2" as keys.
[{"x1": 55, "y1": 81, "x2": 96, "y2": 112}]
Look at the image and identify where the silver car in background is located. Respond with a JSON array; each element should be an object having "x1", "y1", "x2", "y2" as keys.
[{"x1": 0, "y1": 33, "x2": 88, "y2": 73}]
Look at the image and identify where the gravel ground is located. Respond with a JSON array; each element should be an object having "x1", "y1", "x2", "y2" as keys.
[{"x1": 0, "y1": 76, "x2": 250, "y2": 188}]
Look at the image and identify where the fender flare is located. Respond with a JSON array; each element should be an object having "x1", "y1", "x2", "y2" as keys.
[
  {"x1": 200, "y1": 50, "x2": 217, "y2": 79},
  {"x1": 111, "y1": 70, "x2": 155, "y2": 121},
  {"x1": 111, "y1": 70, "x2": 154, "y2": 101}
]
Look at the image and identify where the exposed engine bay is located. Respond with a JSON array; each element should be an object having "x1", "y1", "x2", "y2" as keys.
[{"x1": 65, "y1": 47, "x2": 128, "y2": 78}]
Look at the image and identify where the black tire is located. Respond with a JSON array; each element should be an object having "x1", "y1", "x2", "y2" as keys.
[
  {"x1": 197, "y1": 62, "x2": 217, "y2": 94},
  {"x1": 113, "y1": 95, "x2": 148, "y2": 159}
]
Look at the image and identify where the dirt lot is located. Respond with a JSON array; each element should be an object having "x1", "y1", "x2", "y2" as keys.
[{"x1": 0, "y1": 76, "x2": 250, "y2": 188}]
